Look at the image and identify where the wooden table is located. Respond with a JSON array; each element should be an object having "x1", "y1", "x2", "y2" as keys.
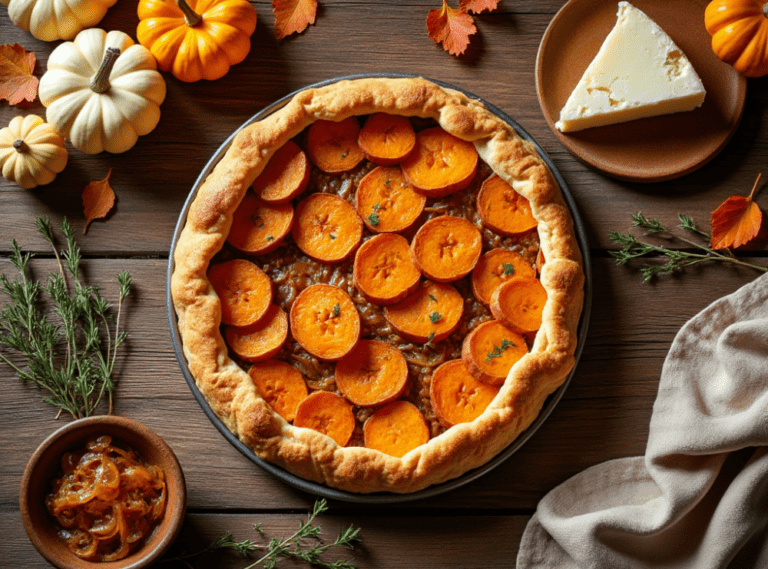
[{"x1": 2, "y1": 1, "x2": 767, "y2": 567}]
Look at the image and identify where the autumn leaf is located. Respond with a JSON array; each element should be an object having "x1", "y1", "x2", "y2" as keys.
[
  {"x1": 427, "y1": 0, "x2": 477, "y2": 56},
  {"x1": 460, "y1": 0, "x2": 499, "y2": 14},
  {"x1": 0, "y1": 44, "x2": 39, "y2": 106},
  {"x1": 273, "y1": 0, "x2": 317, "y2": 39},
  {"x1": 82, "y1": 170, "x2": 116, "y2": 234},
  {"x1": 710, "y1": 173, "x2": 763, "y2": 250}
]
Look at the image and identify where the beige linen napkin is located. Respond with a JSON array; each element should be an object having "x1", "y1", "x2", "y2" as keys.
[{"x1": 517, "y1": 273, "x2": 768, "y2": 569}]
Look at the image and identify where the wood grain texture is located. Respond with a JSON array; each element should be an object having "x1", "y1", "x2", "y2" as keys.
[{"x1": 2, "y1": 0, "x2": 768, "y2": 566}]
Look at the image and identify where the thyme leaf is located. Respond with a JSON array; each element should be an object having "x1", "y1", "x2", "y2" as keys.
[
  {"x1": 501, "y1": 263, "x2": 515, "y2": 276},
  {"x1": 610, "y1": 213, "x2": 768, "y2": 282},
  {"x1": 162, "y1": 499, "x2": 362, "y2": 569},
  {"x1": 0, "y1": 217, "x2": 131, "y2": 419},
  {"x1": 332, "y1": 303, "x2": 341, "y2": 317},
  {"x1": 485, "y1": 338, "x2": 515, "y2": 363},
  {"x1": 429, "y1": 311, "x2": 442, "y2": 323}
]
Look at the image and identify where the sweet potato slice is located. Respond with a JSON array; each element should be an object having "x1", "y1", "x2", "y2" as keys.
[
  {"x1": 490, "y1": 276, "x2": 547, "y2": 334},
  {"x1": 307, "y1": 117, "x2": 365, "y2": 173},
  {"x1": 252, "y1": 140, "x2": 310, "y2": 203},
  {"x1": 353, "y1": 233, "x2": 421, "y2": 305},
  {"x1": 227, "y1": 192, "x2": 294, "y2": 254},
  {"x1": 225, "y1": 304, "x2": 289, "y2": 363},
  {"x1": 430, "y1": 359, "x2": 500, "y2": 428},
  {"x1": 208, "y1": 259, "x2": 272, "y2": 327},
  {"x1": 293, "y1": 193, "x2": 363, "y2": 263},
  {"x1": 335, "y1": 340, "x2": 409, "y2": 407},
  {"x1": 400, "y1": 127, "x2": 478, "y2": 197},
  {"x1": 363, "y1": 400, "x2": 429, "y2": 457},
  {"x1": 357, "y1": 113, "x2": 416, "y2": 165},
  {"x1": 355, "y1": 166, "x2": 426, "y2": 233},
  {"x1": 294, "y1": 390, "x2": 355, "y2": 446},
  {"x1": 289, "y1": 284, "x2": 360, "y2": 360},
  {"x1": 248, "y1": 359, "x2": 308, "y2": 422},
  {"x1": 471, "y1": 248, "x2": 536, "y2": 305},
  {"x1": 384, "y1": 280, "x2": 463, "y2": 343},
  {"x1": 461, "y1": 320, "x2": 528, "y2": 386},
  {"x1": 477, "y1": 174, "x2": 538, "y2": 236},
  {"x1": 411, "y1": 216, "x2": 482, "y2": 282}
]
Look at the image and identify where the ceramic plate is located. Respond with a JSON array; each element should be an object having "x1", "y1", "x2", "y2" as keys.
[
  {"x1": 536, "y1": 0, "x2": 747, "y2": 182},
  {"x1": 167, "y1": 74, "x2": 593, "y2": 503}
]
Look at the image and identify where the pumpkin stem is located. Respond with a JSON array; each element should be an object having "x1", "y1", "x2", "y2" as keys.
[
  {"x1": 177, "y1": 0, "x2": 202, "y2": 27},
  {"x1": 90, "y1": 47, "x2": 121, "y2": 94},
  {"x1": 13, "y1": 140, "x2": 29, "y2": 153}
]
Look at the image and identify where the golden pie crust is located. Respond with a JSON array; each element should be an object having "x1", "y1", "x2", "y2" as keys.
[{"x1": 170, "y1": 77, "x2": 584, "y2": 494}]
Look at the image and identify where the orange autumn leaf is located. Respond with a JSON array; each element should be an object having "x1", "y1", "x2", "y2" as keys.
[
  {"x1": 460, "y1": 0, "x2": 499, "y2": 13},
  {"x1": 82, "y1": 170, "x2": 116, "y2": 234},
  {"x1": 710, "y1": 173, "x2": 763, "y2": 250},
  {"x1": 427, "y1": 0, "x2": 477, "y2": 56},
  {"x1": 0, "y1": 44, "x2": 39, "y2": 106},
  {"x1": 273, "y1": 0, "x2": 317, "y2": 39}
]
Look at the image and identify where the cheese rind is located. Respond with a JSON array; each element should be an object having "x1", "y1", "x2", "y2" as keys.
[{"x1": 556, "y1": 1, "x2": 706, "y2": 133}]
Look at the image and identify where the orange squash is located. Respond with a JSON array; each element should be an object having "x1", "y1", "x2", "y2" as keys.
[
  {"x1": 137, "y1": 0, "x2": 257, "y2": 82},
  {"x1": 705, "y1": 0, "x2": 768, "y2": 77}
]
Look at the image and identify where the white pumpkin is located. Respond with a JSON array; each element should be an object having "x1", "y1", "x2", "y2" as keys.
[
  {"x1": 39, "y1": 28, "x2": 167, "y2": 155},
  {"x1": 0, "y1": 0, "x2": 117, "y2": 42},
  {"x1": 0, "y1": 115, "x2": 68, "y2": 189}
]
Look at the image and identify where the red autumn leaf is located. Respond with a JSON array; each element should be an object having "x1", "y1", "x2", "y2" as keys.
[
  {"x1": 273, "y1": 0, "x2": 317, "y2": 39},
  {"x1": 710, "y1": 173, "x2": 763, "y2": 250},
  {"x1": 460, "y1": 0, "x2": 499, "y2": 14},
  {"x1": 427, "y1": 0, "x2": 477, "y2": 56},
  {"x1": 82, "y1": 170, "x2": 116, "y2": 234},
  {"x1": 0, "y1": 44, "x2": 39, "y2": 106}
]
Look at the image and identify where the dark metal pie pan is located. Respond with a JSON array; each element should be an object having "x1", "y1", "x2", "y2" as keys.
[{"x1": 167, "y1": 73, "x2": 593, "y2": 504}]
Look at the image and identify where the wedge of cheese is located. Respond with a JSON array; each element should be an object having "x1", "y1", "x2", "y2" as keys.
[{"x1": 555, "y1": 1, "x2": 706, "y2": 133}]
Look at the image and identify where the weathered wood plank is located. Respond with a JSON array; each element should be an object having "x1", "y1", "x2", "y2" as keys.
[
  {"x1": 3, "y1": 3, "x2": 765, "y2": 254},
  {"x1": 1, "y1": 257, "x2": 761, "y2": 513},
  {"x1": 1, "y1": 509, "x2": 530, "y2": 569}
]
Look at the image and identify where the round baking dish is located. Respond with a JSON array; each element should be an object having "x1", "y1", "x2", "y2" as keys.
[{"x1": 167, "y1": 73, "x2": 593, "y2": 503}]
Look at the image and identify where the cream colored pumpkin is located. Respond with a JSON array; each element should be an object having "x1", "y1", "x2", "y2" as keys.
[
  {"x1": 0, "y1": 0, "x2": 117, "y2": 42},
  {"x1": 39, "y1": 28, "x2": 167, "y2": 155},
  {"x1": 0, "y1": 115, "x2": 68, "y2": 189}
]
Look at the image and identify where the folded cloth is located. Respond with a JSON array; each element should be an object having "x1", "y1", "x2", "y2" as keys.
[{"x1": 517, "y1": 272, "x2": 768, "y2": 569}]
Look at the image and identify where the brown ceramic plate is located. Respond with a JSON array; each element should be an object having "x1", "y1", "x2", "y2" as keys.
[{"x1": 536, "y1": 0, "x2": 747, "y2": 182}]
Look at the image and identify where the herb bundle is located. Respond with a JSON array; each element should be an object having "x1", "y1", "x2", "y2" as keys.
[
  {"x1": 0, "y1": 217, "x2": 131, "y2": 419},
  {"x1": 609, "y1": 213, "x2": 768, "y2": 282}
]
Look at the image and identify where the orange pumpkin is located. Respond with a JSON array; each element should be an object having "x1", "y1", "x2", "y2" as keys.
[
  {"x1": 137, "y1": 0, "x2": 257, "y2": 82},
  {"x1": 705, "y1": 0, "x2": 768, "y2": 77}
]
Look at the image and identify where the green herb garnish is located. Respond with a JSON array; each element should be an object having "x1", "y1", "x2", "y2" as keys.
[
  {"x1": 428, "y1": 293, "x2": 438, "y2": 302},
  {"x1": 502, "y1": 263, "x2": 515, "y2": 276},
  {"x1": 484, "y1": 339, "x2": 515, "y2": 363},
  {"x1": 610, "y1": 213, "x2": 768, "y2": 282},
  {"x1": 429, "y1": 311, "x2": 442, "y2": 323},
  {"x1": 332, "y1": 303, "x2": 341, "y2": 317},
  {"x1": 0, "y1": 217, "x2": 132, "y2": 419},
  {"x1": 368, "y1": 212, "x2": 380, "y2": 226},
  {"x1": 164, "y1": 499, "x2": 362, "y2": 568}
]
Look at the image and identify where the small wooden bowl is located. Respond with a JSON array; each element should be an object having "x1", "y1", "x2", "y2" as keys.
[{"x1": 20, "y1": 415, "x2": 186, "y2": 569}]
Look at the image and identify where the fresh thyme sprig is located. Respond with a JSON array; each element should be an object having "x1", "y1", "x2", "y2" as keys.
[
  {"x1": 163, "y1": 499, "x2": 362, "y2": 569},
  {"x1": 609, "y1": 213, "x2": 768, "y2": 282},
  {"x1": 0, "y1": 217, "x2": 131, "y2": 418}
]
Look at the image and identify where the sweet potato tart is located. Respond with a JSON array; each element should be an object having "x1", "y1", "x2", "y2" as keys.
[{"x1": 171, "y1": 77, "x2": 584, "y2": 494}]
